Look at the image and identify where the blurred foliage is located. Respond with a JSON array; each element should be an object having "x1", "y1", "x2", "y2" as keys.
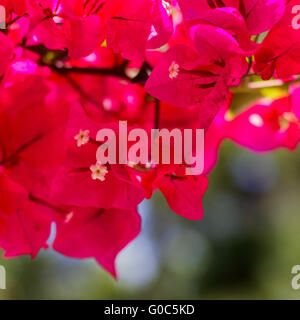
[{"x1": 1, "y1": 141, "x2": 300, "y2": 300}]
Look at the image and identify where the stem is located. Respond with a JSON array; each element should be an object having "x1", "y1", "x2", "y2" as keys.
[
  {"x1": 0, "y1": 134, "x2": 44, "y2": 166},
  {"x1": 247, "y1": 78, "x2": 300, "y2": 89},
  {"x1": 7, "y1": 15, "x2": 23, "y2": 27},
  {"x1": 21, "y1": 44, "x2": 132, "y2": 81},
  {"x1": 42, "y1": 63, "x2": 131, "y2": 81},
  {"x1": 232, "y1": 77, "x2": 300, "y2": 93},
  {"x1": 29, "y1": 194, "x2": 68, "y2": 214}
]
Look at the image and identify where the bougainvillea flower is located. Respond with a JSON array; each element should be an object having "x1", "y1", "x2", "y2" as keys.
[
  {"x1": 51, "y1": 103, "x2": 145, "y2": 209},
  {"x1": 0, "y1": 173, "x2": 27, "y2": 216},
  {"x1": 226, "y1": 94, "x2": 300, "y2": 152},
  {"x1": 155, "y1": 171, "x2": 209, "y2": 220},
  {"x1": 190, "y1": 24, "x2": 249, "y2": 73},
  {"x1": 157, "y1": 98, "x2": 229, "y2": 175},
  {"x1": 25, "y1": 0, "x2": 102, "y2": 59},
  {"x1": 25, "y1": 0, "x2": 67, "y2": 50},
  {"x1": 53, "y1": 206, "x2": 141, "y2": 277},
  {"x1": 138, "y1": 164, "x2": 208, "y2": 220},
  {"x1": 291, "y1": 85, "x2": 300, "y2": 122},
  {"x1": 145, "y1": 44, "x2": 224, "y2": 123},
  {"x1": 254, "y1": 0, "x2": 300, "y2": 79},
  {"x1": 145, "y1": 24, "x2": 248, "y2": 128},
  {"x1": 0, "y1": 173, "x2": 51, "y2": 258},
  {"x1": 0, "y1": 32, "x2": 13, "y2": 77},
  {"x1": 106, "y1": 0, "x2": 173, "y2": 61},
  {"x1": 0, "y1": 71, "x2": 70, "y2": 202},
  {"x1": 62, "y1": 14, "x2": 102, "y2": 60},
  {"x1": 0, "y1": 0, "x2": 300, "y2": 278},
  {"x1": 183, "y1": 7, "x2": 257, "y2": 52},
  {"x1": 65, "y1": 74, "x2": 149, "y2": 125},
  {"x1": 0, "y1": 0, "x2": 27, "y2": 16},
  {"x1": 203, "y1": 104, "x2": 229, "y2": 174},
  {"x1": 177, "y1": 0, "x2": 286, "y2": 35}
]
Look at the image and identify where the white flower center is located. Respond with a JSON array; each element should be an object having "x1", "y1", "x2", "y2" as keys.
[
  {"x1": 90, "y1": 163, "x2": 108, "y2": 181},
  {"x1": 75, "y1": 129, "x2": 90, "y2": 147},
  {"x1": 169, "y1": 61, "x2": 180, "y2": 79}
]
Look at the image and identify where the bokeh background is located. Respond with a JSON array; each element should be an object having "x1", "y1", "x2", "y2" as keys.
[{"x1": 1, "y1": 140, "x2": 300, "y2": 300}]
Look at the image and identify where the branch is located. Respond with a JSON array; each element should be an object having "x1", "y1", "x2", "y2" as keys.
[
  {"x1": 41, "y1": 62, "x2": 131, "y2": 81},
  {"x1": 22, "y1": 43, "x2": 132, "y2": 81}
]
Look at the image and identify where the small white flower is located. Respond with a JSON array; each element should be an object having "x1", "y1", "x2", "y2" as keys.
[
  {"x1": 169, "y1": 61, "x2": 180, "y2": 79},
  {"x1": 90, "y1": 163, "x2": 108, "y2": 181},
  {"x1": 74, "y1": 129, "x2": 90, "y2": 147}
]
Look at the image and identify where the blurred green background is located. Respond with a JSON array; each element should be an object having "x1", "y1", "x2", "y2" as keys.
[{"x1": 1, "y1": 141, "x2": 300, "y2": 300}]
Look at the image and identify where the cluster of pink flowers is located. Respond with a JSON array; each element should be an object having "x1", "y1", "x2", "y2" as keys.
[{"x1": 0, "y1": 0, "x2": 299, "y2": 277}]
